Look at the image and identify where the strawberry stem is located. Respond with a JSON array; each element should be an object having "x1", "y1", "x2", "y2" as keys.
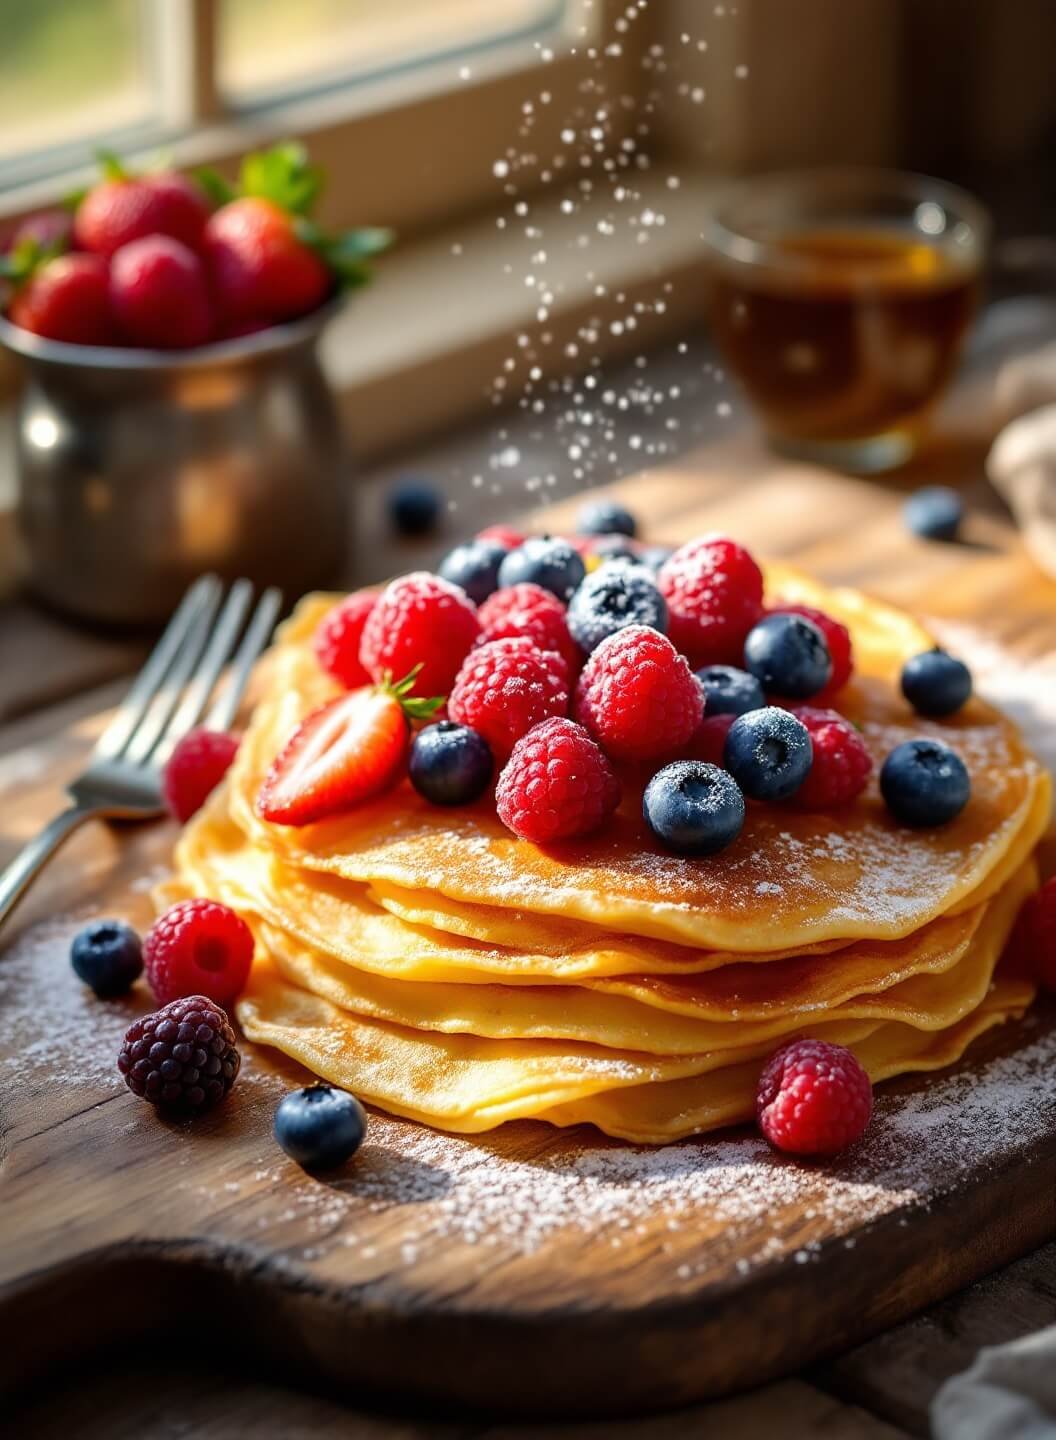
[{"x1": 381, "y1": 666, "x2": 445, "y2": 722}]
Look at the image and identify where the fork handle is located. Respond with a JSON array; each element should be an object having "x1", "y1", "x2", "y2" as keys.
[{"x1": 0, "y1": 805, "x2": 100, "y2": 932}]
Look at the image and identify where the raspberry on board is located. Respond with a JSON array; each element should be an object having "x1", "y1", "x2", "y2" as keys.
[
  {"x1": 162, "y1": 728, "x2": 240, "y2": 823},
  {"x1": 756, "y1": 1038, "x2": 873, "y2": 1156},
  {"x1": 449, "y1": 637, "x2": 569, "y2": 759},
  {"x1": 359, "y1": 572, "x2": 481, "y2": 697},
  {"x1": 312, "y1": 591, "x2": 378, "y2": 688},
  {"x1": 574, "y1": 624, "x2": 703, "y2": 761},
  {"x1": 657, "y1": 535, "x2": 764, "y2": 666},
  {"x1": 118, "y1": 995, "x2": 240, "y2": 1114},
  {"x1": 496, "y1": 717, "x2": 621, "y2": 842},
  {"x1": 477, "y1": 582, "x2": 580, "y2": 676},
  {"x1": 767, "y1": 602, "x2": 854, "y2": 700},
  {"x1": 144, "y1": 898, "x2": 254, "y2": 1008},
  {"x1": 787, "y1": 706, "x2": 872, "y2": 810}
]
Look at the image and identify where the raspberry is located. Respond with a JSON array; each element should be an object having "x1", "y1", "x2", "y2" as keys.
[
  {"x1": 477, "y1": 523, "x2": 524, "y2": 550},
  {"x1": 496, "y1": 718, "x2": 621, "y2": 842},
  {"x1": 683, "y1": 712, "x2": 736, "y2": 767},
  {"x1": 658, "y1": 535, "x2": 764, "y2": 665},
  {"x1": 787, "y1": 706, "x2": 872, "y2": 809},
  {"x1": 768, "y1": 603, "x2": 853, "y2": 699},
  {"x1": 312, "y1": 591, "x2": 378, "y2": 688},
  {"x1": 162, "y1": 728, "x2": 240, "y2": 823},
  {"x1": 574, "y1": 625, "x2": 703, "y2": 761},
  {"x1": 1008, "y1": 875, "x2": 1056, "y2": 993},
  {"x1": 477, "y1": 582, "x2": 580, "y2": 675},
  {"x1": 448, "y1": 637, "x2": 569, "y2": 759},
  {"x1": 144, "y1": 899, "x2": 254, "y2": 1007},
  {"x1": 118, "y1": 995, "x2": 240, "y2": 1114},
  {"x1": 359, "y1": 572, "x2": 481, "y2": 698},
  {"x1": 756, "y1": 1039, "x2": 873, "y2": 1156}
]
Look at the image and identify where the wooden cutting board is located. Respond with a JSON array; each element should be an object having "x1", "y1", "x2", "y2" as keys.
[{"x1": 2, "y1": 460, "x2": 1056, "y2": 1419}]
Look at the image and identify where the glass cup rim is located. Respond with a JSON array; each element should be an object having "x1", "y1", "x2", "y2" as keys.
[{"x1": 703, "y1": 166, "x2": 991, "y2": 278}]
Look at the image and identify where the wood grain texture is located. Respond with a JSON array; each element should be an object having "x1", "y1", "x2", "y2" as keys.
[{"x1": 1, "y1": 461, "x2": 1055, "y2": 1419}]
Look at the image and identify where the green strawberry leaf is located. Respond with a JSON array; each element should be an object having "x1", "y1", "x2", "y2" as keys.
[
  {"x1": 62, "y1": 186, "x2": 87, "y2": 212},
  {"x1": 384, "y1": 666, "x2": 445, "y2": 722},
  {"x1": 95, "y1": 148, "x2": 129, "y2": 182},
  {"x1": 239, "y1": 141, "x2": 323, "y2": 216},
  {"x1": 195, "y1": 166, "x2": 237, "y2": 209},
  {"x1": 0, "y1": 237, "x2": 43, "y2": 284},
  {"x1": 296, "y1": 219, "x2": 394, "y2": 289}
]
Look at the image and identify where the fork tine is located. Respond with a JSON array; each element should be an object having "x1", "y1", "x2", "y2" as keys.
[
  {"x1": 93, "y1": 575, "x2": 222, "y2": 762},
  {"x1": 205, "y1": 585, "x2": 283, "y2": 732},
  {"x1": 122, "y1": 583, "x2": 223, "y2": 767},
  {"x1": 152, "y1": 579, "x2": 255, "y2": 764}
]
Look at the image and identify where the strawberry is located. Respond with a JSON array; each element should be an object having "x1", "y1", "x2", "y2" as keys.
[
  {"x1": 197, "y1": 142, "x2": 391, "y2": 326},
  {"x1": 257, "y1": 671, "x2": 441, "y2": 826},
  {"x1": 74, "y1": 156, "x2": 209, "y2": 258},
  {"x1": 110, "y1": 235, "x2": 212, "y2": 348},
  {"x1": 7, "y1": 252, "x2": 111, "y2": 345}
]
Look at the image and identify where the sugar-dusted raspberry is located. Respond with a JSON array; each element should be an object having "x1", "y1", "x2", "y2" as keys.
[
  {"x1": 312, "y1": 590, "x2": 378, "y2": 688},
  {"x1": 768, "y1": 602, "x2": 854, "y2": 699},
  {"x1": 144, "y1": 899, "x2": 254, "y2": 1008},
  {"x1": 756, "y1": 1038, "x2": 873, "y2": 1156},
  {"x1": 477, "y1": 523, "x2": 525, "y2": 550},
  {"x1": 496, "y1": 718, "x2": 621, "y2": 842},
  {"x1": 359, "y1": 572, "x2": 481, "y2": 697},
  {"x1": 574, "y1": 625, "x2": 703, "y2": 761},
  {"x1": 118, "y1": 994, "x2": 240, "y2": 1114},
  {"x1": 787, "y1": 706, "x2": 872, "y2": 810},
  {"x1": 658, "y1": 535, "x2": 764, "y2": 665},
  {"x1": 162, "y1": 728, "x2": 240, "y2": 823},
  {"x1": 683, "y1": 712, "x2": 736, "y2": 767},
  {"x1": 449, "y1": 637, "x2": 569, "y2": 759},
  {"x1": 477, "y1": 582, "x2": 580, "y2": 675},
  {"x1": 1008, "y1": 875, "x2": 1056, "y2": 993}
]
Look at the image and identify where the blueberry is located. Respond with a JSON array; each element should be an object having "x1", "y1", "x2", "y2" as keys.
[
  {"x1": 744, "y1": 613, "x2": 832, "y2": 699},
  {"x1": 590, "y1": 534, "x2": 640, "y2": 565},
  {"x1": 388, "y1": 478, "x2": 441, "y2": 536},
  {"x1": 639, "y1": 544, "x2": 674, "y2": 574},
  {"x1": 409, "y1": 721, "x2": 493, "y2": 805},
  {"x1": 900, "y1": 649, "x2": 972, "y2": 717},
  {"x1": 566, "y1": 566, "x2": 668, "y2": 652},
  {"x1": 880, "y1": 738, "x2": 970, "y2": 827},
  {"x1": 438, "y1": 539, "x2": 507, "y2": 604},
  {"x1": 903, "y1": 486, "x2": 963, "y2": 542},
  {"x1": 274, "y1": 1084, "x2": 367, "y2": 1170},
  {"x1": 70, "y1": 919, "x2": 142, "y2": 998},
  {"x1": 696, "y1": 664, "x2": 765, "y2": 717},
  {"x1": 577, "y1": 498, "x2": 637, "y2": 538},
  {"x1": 643, "y1": 761, "x2": 745, "y2": 855},
  {"x1": 723, "y1": 707, "x2": 813, "y2": 801},
  {"x1": 497, "y1": 536, "x2": 586, "y2": 601}
]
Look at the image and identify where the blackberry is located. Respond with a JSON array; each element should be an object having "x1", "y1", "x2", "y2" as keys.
[{"x1": 118, "y1": 995, "x2": 240, "y2": 1114}]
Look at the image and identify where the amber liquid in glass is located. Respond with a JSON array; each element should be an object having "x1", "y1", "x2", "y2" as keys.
[{"x1": 711, "y1": 229, "x2": 980, "y2": 447}]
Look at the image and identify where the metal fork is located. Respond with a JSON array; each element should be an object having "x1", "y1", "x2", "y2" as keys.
[{"x1": 0, "y1": 575, "x2": 282, "y2": 931}]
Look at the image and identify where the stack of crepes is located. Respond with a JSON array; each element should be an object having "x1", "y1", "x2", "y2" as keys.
[{"x1": 163, "y1": 566, "x2": 1052, "y2": 1143}]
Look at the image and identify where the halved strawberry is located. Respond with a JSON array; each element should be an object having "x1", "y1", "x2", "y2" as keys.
[{"x1": 256, "y1": 671, "x2": 440, "y2": 826}]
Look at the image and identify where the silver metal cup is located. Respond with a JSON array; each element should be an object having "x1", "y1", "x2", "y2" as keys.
[{"x1": 0, "y1": 301, "x2": 349, "y2": 625}]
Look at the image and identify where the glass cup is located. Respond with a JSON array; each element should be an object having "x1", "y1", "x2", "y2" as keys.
[{"x1": 704, "y1": 168, "x2": 990, "y2": 473}]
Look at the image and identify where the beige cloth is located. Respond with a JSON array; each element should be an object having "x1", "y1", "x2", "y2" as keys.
[
  {"x1": 932, "y1": 1324, "x2": 1056, "y2": 1439},
  {"x1": 989, "y1": 343, "x2": 1056, "y2": 578}
]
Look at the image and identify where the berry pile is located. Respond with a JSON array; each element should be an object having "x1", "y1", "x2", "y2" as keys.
[{"x1": 3, "y1": 143, "x2": 389, "y2": 348}]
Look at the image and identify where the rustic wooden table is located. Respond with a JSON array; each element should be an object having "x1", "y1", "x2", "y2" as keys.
[{"x1": 4, "y1": 304, "x2": 1056, "y2": 1438}]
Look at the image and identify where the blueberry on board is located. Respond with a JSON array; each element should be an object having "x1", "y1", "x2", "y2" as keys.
[
  {"x1": 643, "y1": 761, "x2": 745, "y2": 855},
  {"x1": 902, "y1": 486, "x2": 963, "y2": 542},
  {"x1": 438, "y1": 539, "x2": 507, "y2": 604},
  {"x1": 723, "y1": 707, "x2": 813, "y2": 801},
  {"x1": 497, "y1": 535, "x2": 586, "y2": 602},
  {"x1": 744, "y1": 613, "x2": 833, "y2": 699},
  {"x1": 900, "y1": 649, "x2": 972, "y2": 717},
  {"x1": 409, "y1": 721, "x2": 494, "y2": 805},
  {"x1": 388, "y1": 478, "x2": 441, "y2": 536},
  {"x1": 70, "y1": 920, "x2": 143, "y2": 998},
  {"x1": 696, "y1": 664, "x2": 765, "y2": 717},
  {"x1": 577, "y1": 498, "x2": 638, "y2": 538},
  {"x1": 880, "y1": 738, "x2": 970, "y2": 827},
  {"x1": 566, "y1": 565, "x2": 668, "y2": 652},
  {"x1": 274, "y1": 1084, "x2": 368, "y2": 1170}
]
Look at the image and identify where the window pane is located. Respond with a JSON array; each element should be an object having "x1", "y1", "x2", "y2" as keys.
[
  {"x1": 219, "y1": 0, "x2": 563, "y2": 102},
  {"x1": 0, "y1": 0, "x2": 152, "y2": 169}
]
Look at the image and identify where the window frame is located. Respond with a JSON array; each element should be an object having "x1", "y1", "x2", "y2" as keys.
[{"x1": 0, "y1": 0, "x2": 649, "y2": 237}]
